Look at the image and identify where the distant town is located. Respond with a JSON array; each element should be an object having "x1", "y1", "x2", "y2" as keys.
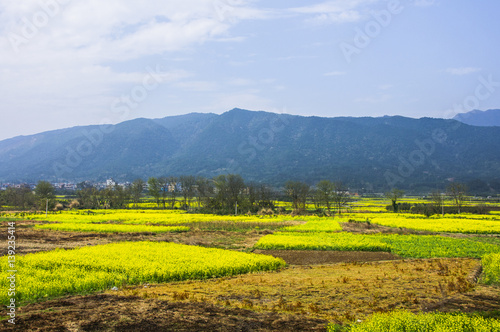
[{"x1": 0, "y1": 179, "x2": 125, "y2": 193}]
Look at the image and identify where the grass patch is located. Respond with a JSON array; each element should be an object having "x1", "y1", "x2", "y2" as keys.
[
  {"x1": 254, "y1": 232, "x2": 500, "y2": 259},
  {"x1": 482, "y1": 253, "x2": 500, "y2": 285}
]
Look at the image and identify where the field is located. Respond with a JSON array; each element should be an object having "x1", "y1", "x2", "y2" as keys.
[{"x1": 2, "y1": 197, "x2": 500, "y2": 331}]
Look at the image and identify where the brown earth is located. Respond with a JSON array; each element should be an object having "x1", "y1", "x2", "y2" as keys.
[
  {"x1": 253, "y1": 249, "x2": 400, "y2": 265},
  {"x1": 1, "y1": 294, "x2": 329, "y2": 332}
]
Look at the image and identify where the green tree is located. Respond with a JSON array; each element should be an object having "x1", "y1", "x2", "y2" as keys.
[
  {"x1": 3, "y1": 186, "x2": 35, "y2": 210},
  {"x1": 76, "y1": 182, "x2": 100, "y2": 209}
]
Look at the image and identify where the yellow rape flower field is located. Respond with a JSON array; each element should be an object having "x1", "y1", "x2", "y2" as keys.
[
  {"x1": 339, "y1": 212, "x2": 500, "y2": 234},
  {"x1": 0, "y1": 242, "x2": 285, "y2": 306},
  {"x1": 3, "y1": 198, "x2": 500, "y2": 331}
]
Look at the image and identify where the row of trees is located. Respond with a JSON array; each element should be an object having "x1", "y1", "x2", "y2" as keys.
[
  {"x1": 0, "y1": 181, "x2": 56, "y2": 211},
  {"x1": 77, "y1": 176, "x2": 353, "y2": 214},
  {"x1": 0, "y1": 176, "x2": 474, "y2": 216},
  {"x1": 386, "y1": 183, "x2": 469, "y2": 214}
]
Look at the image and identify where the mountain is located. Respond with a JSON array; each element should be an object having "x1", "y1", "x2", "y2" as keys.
[
  {"x1": 453, "y1": 109, "x2": 500, "y2": 127},
  {"x1": 1, "y1": 108, "x2": 500, "y2": 193}
]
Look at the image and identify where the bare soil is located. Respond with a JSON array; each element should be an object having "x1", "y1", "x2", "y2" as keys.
[
  {"x1": 1, "y1": 294, "x2": 329, "y2": 332},
  {"x1": 253, "y1": 249, "x2": 400, "y2": 265}
]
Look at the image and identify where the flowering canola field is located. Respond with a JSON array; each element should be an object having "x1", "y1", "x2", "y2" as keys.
[
  {"x1": 25, "y1": 210, "x2": 330, "y2": 225},
  {"x1": 366, "y1": 213, "x2": 500, "y2": 234},
  {"x1": 0, "y1": 242, "x2": 285, "y2": 306},
  {"x1": 34, "y1": 223, "x2": 189, "y2": 233}
]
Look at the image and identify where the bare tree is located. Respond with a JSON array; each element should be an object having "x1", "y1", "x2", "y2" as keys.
[
  {"x1": 430, "y1": 190, "x2": 444, "y2": 216},
  {"x1": 332, "y1": 182, "x2": 351, "y2": 214},
  {"x1": 130, "y1": 179, "x2": 145, "y2": 207},
  {"x1": 147, "y1": 177, "x2": 161, "y2": 207},
  {"x1": 385, "y1": 188, "x2": 404, "y2": 213},
  {"x1": 195, "y1": 176, "x2": 213, "y2": 207},
  {"x1": 167, "y1": 176, "x2": 178, "y2": 209},
  {"x1": 179, "y1": 175, "x2": 196, "y2": 209},
  {"x1": 285, "y1": 181, "x2": 309, "y2": 210},
  {"x1": 447, "y1": 182, "x2": 467, "y2": 214},
  {"x1": 157, "y1": 177, "x2": 169, "y2": 209},
  {"x1": 316, "y1": 180, "x2": 335, "y2": 211}
]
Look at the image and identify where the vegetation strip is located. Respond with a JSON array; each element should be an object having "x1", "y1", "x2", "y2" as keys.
[
  {"x1": 482, "y1": 253, "x2": 500, "y2": 285},
  {"x1": 254, "y1": 232, "x2": 500, "y2": 258},
  {"x1": 333, "y1": 310, "x2": 500, "y2": 332}
]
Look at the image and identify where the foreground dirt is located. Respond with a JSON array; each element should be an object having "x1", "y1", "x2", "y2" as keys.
[{"x1": 1, "y1": 294, "x2": 329, "y2": 332}]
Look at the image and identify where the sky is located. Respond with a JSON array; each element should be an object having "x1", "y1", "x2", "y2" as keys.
[{"x1": 1, "y1": 0, "x2": 500, "y2": 141}]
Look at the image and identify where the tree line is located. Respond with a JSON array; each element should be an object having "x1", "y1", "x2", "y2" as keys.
[
  {"x1": 385, "y1": 183, "x2": 474, "y2": 215},
  {"x1": 1, "y1": 175, "x2": 484, "y2": 216},
  {"x1": 0, "y1": 176, "x2": 354, "y2": 215}
]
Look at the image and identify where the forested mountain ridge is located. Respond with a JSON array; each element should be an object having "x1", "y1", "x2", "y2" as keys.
[{"x1": 1, "y1": 108, "x2": 500, "y2": 192}]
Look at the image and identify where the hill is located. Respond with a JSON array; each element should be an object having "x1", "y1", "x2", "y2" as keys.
[
  {"x1": 1, "y1": 108, "x2": 500, "y2": 192},
  {"x1": 453, "y1": 109, "x2": 500, "y2": 127}
]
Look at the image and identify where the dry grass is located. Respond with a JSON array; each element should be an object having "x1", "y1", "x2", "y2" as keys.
[{"x1": 111, "y1": 258, "x2": 479, "y2": 324}]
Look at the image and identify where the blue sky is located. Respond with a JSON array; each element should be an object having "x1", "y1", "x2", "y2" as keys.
[{"x1": 1, "y1": 0, "x2": 499, "y2": 141}]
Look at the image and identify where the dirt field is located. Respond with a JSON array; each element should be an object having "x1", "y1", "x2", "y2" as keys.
[{"x1": 2, "y1": 221, "x2": 500, "y2": 331}]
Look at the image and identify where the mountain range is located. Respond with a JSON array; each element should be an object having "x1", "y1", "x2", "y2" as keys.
[
  {"x1": 1, "y1": 108, "x2": 500, "y2": 193},
  {"x1": 453, "y1": 109, "x2": 500, "y2": 127}
]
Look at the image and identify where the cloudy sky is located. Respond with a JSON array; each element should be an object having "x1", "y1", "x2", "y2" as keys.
[{"x1": 1, "y1": 0, "x2": 499, "y2": 141}]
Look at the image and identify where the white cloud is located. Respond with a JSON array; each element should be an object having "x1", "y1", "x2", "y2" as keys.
[
  {"x1": 290, "y1": 0, "x2": 379, "y2": 24},
  {"x1": 0, "y1": 0, "x2": 268, "y2": 139},
  {"x1": 445, "y1": 67, "x2": 481, "y2": 76}
]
